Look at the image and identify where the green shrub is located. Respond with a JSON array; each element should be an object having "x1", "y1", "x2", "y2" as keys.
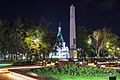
[{"x1": 32, "y1": 64, "x2": 119, "y2": 76}]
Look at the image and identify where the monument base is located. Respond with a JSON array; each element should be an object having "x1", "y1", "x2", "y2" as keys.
[
  {"x1": 69, "y1": 49, "x2": 78, "y2": 61},
  {"x1": 74, "y1": 58, "x2": 78, "y2": 61}
]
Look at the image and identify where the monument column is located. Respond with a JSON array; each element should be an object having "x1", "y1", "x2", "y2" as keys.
[
  {"x1": 69, "y1": 4, "x2": 77, "y2": 60},
  {"x1": 70, "y1": 4, "x2": 76, "y2": 49}
]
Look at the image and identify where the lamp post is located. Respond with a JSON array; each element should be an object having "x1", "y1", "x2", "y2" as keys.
[
  {"x1": 117, "y1": 47, "x2": 120, "y2": 50},
  {"x1": 77, "y1": 48, "x2": 82, "y2": 60},
  {"x1": 77, "y1": 48, "x2": 79, "y2": 58},
  {"x1": 32, "y1": 38, "x2": 39, "y2": 61},
  {"x1": 33, "y1": 38, "x2": 38, "y2": 43}
]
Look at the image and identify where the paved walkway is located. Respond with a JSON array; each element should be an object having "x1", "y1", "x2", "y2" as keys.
[
  {"x1": 2, "y1": 63, "x2": 54, "y2": 70},
  {"x1": 0, "y1": 73, "x2": 16, "y2": 80},
  {"x1": 0, "y1": 63, "x2": 55, "y2": 80}
]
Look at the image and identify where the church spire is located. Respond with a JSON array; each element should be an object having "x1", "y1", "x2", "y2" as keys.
[
  {"x1": 55, "y1": 22, "x2": 64, "y2": 46},
  {"x1": 59, "y1": 22, "x2": 61, "y2": 27},
  {"x1": 58, "y1": 22, "x2": 61, "y2": 32}
]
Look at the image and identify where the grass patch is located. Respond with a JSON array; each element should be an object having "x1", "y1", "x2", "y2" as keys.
[
  {"x1": 0, "y1": 64, "x2": 12, "y2": 67},
  {"x1": 30, "y1": 64, "x2": 120, "y2": 80},
  {"x1": 32, "y1": 65, "x2": 118, "y2": 76},
  {"x1": 0, "y1": 58, "x2": 4, "y2": 60},
  {"x1": 32, "y1": 73, "x2": 120, "y2": 80}
]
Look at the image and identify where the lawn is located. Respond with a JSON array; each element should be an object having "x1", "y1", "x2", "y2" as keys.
[
  {"x1": 38, "y1": 73, "x2": 120, "y2": 80},
  {"x1": 0, "y1": 58, "x2": 3, "y2": 60},
  {"x1": 29, "y1": 64, "x2": 120, "y2": 80},
  {"x1": 0, "y1": 64, "x2": 12, "y2": 67}
]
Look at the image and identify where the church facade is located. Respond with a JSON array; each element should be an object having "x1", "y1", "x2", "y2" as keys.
[{"x1": 49, "y1": 22, "x2": 69, "y2": 59}]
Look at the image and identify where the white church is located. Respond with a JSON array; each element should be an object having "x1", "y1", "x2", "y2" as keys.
[{"x1": 49, "y1": 22, "x2": 69, "y2": 59}]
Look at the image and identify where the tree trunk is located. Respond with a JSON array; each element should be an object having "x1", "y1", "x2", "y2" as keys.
[
  {"x1": 8, "y1": 53, "x2": 10, "y2": 60},
  {"x1": 20, "y1": 53, "x2": 23, "y2": 60},
  {"x1": 26, "y1": 53, "x2": 29, "y2": 60},
  {"x1": 30, "y1": 54, "x2": 32, "y2": 61},
  {"x1": 96, "y1": 49, "x2": 99, "y2": 58},
  {"x1": 16, "y1": 53, "x2": 18, "y2": 61},
  {"x1": 10, "y1": 54, "x2": 13, "y2": 61},
  {"x1": 43, "y1": 53, "x2": 45, "y2": 60},
  {"x1": 34, "y1": 54, "x2": 39, "y2": 61},
  {"x1": 3, "y1": 53, "x2": 6, "y2": 61}
]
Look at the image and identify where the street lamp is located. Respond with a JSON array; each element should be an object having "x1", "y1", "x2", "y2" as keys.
[
  {"x1": 106, "y1": 45, "x2": 109, "y2": 48},
  {"x1": 33, "y1": 38, "x2": 38, "y2": 43},
  {"x1": 32, "y1": 38, "x2": 39, "y2": 60},
  {"x1": 77, "y1": 48, "x2": 82, "y2": 59},
  {"x1": 117, "y1": 47, "x2": 120, "y2": 50}
]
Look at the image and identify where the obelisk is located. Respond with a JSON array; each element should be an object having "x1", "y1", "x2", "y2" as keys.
[
  {"x1": 70, "y1": 4, "x2": 76, "y2": 49},
  {"x1": 69, "y1": 4, "x2": 77, "y2": 60}
]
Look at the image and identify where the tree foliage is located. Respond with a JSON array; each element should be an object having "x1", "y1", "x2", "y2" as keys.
[
  {"x1": 38, "y1": 18, "x2": 56, "y2": 53},
  {"x1": 0, "y1": 17, "x2": 56, "y2": 61},
  {"x1": 76, "y1": 26, "x2": 89, "y2": 51},
  {"x1": 91, "y1": 28, "x2": 119, "y2": 57},
  {"x1": 24, "y1": 18, "x2": 56, "y2": 59},
  {"x1": 0, "y1": 19, "x2": 10, "y2": 60}
]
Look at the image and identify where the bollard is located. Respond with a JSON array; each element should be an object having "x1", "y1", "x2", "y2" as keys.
[
  {"x1": 47, "y1": 60, "x2": 51, "y2": 64},
  {"x1": 54, "y1": 61, "x2": 59, "y2": 68},
  {"x1": 109, "y1": 76, "x2": 116, "y2": 80},
  {"x1": 42, "y1": 60, "x2": 46, "y2": 66}
]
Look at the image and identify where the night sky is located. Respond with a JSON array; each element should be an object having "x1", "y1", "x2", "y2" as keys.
[{"x1": 0, "y1": 0, "x2": 120, "y2": 45}]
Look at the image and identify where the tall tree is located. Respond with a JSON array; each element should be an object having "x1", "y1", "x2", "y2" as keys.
[
  {"x1": 76, "y1": 26, "x2": 90, "y2": 57},
  {"x1": 0, "y1": 19, "x2": 10, "y2": 60},
  {"x1": 91, "y1": 28, "x2": 119, "y2": 57},
  {"x1": 24, "y1": 18, "x2": 56, "y2": 60},
  {"x1": 38, "y1": 18, "x2": 56, "y2": 58},
  {"x1": 9, "y1": 16, "x2": 34, "y2": 60},
  {"x1": 91, "y1": 29, "x2": 102, "y2": 57}
]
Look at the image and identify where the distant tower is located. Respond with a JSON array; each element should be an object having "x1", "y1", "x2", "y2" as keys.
[{"x1": 70, "y1": 4, "x2": 76, "y2": 49}]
